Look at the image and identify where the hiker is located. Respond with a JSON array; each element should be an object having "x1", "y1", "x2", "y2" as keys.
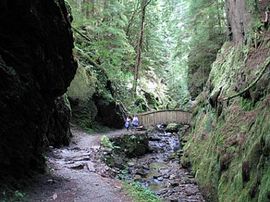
[
  {"x1": 264, "y1": 7, "x2": 270, "y2": 29},
  {"x1": 124, "y1": 116, "x2": 131, "y2": 130},
  {"x1": 131, "y1": 115, "x2": 139, "y2": 129}
]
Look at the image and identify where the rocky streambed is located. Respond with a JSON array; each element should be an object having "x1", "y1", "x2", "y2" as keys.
[
  {"x1": 24, "y1": 126, "x2": 204, "y2": 202},
  {"x1": 102, "y1": 125, "x2": 205, "y2": 202}
]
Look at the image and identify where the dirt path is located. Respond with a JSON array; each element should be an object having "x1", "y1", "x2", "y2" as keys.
[{"x1": 25, "y1": 127, "x2": 132, "y2": 202}]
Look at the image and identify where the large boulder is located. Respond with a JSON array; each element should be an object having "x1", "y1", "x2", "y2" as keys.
[
  {"x1": 110, "y1": 133, "x2": 149, "y2": 158},
  {"x1": 0, "y1": 0, "x2": 77, "y2": 183}
]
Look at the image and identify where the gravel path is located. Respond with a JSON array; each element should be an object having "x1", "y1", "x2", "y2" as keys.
[{"x1": 25, "y1": 127, "x2": 132, "y2": 202}]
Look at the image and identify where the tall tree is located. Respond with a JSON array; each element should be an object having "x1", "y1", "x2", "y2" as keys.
[{"x1": 133, "y1": 0, "x2": 151, "y2": 96}]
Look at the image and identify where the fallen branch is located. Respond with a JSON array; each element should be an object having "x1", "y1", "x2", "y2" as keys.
[
  {"x1": 74, "y1": 46, "x2": 107, "y2": 76},
  {"x1": 72, "y1": 26, "x2": 92, "y2": 43},
  {"x1": 223, "y1": 57, "x2": 270, "y2": 101}
]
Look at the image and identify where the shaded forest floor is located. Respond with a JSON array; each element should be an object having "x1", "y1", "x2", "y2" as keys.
[{"x1": 24, "y1": 127, "x2": 132, "y2": 202}]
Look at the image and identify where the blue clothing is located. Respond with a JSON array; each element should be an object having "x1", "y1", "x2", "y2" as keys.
[
  {"x1": 125, "y1": 121, "x2": 130, "y2": 128},
  {"x1": 132, "y1": 116, "x2": 139, "y2": 127},
  {"x1": 125, "y1": 118, "x2": 131, "y2": 129}
]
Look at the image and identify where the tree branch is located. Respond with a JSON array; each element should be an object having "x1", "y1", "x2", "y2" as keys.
[
  {"x1": 222, "y1": 57, "x2": 270, "y2": 101},
  {"x1": 72, "y1": 27, "x2": 92, "y2": 43}
]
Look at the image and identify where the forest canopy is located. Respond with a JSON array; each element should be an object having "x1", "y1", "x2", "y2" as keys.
[{"x1": 67, "y1": 0, "x2": 226, "y2": 111}]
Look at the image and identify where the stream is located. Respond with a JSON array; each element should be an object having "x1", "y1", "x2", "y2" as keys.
[
  {"x1": 25, "y1": 126, "x2": 204, "y2": 201},
  {"x1": 104, "y1": 125, "x2": 205, "y2": 202}
]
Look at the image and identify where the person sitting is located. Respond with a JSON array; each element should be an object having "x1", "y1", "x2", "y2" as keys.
[
  {"x1": 131, "y1": 115, "x2": 139, "y2": 129},
  {"x1": 124, "y1": 116, "x2": 131, "y2": 130}
]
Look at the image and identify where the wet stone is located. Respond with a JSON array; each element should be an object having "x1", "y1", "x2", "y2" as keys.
[
  {"x1": 68, "y1": 163, "x2": 85, "y2": 170},
  {"x1": 134, "y1": 175, "x2": 142, "y2": 180},
  {"x1": 169, "y1": 174, "x2": 176, "y2": 180},
  {"x1": 127, "y1": 161, "x2": 135, "y2": 166},
  {"x1": 170, "y1": 182, "x2": 179, "y2": 187},
  {"x1": 73, "y1": 156, "x2": 90, "y2": 161},
  {"x1": 86, "y1": 162, "x2": 96, "y2": 172},
  {"x1": 135, "y1": 168, "x2": 148, "y2": 177}
]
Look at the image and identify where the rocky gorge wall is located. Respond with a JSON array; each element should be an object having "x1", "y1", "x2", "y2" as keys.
[
  {"x1": 183, "y1": 0, "x2": 270, "y2": 201},
  {"x1": 67, "y1": 63, "x2": 126, "y2": 130},
  {"x1": 0, "y1": 0, "x2": 77, "y2": 184}
]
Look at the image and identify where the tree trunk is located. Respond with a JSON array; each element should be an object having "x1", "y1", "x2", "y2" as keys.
[{"x1": 133, "y1": 0, "x2": 150, "y2": 96}]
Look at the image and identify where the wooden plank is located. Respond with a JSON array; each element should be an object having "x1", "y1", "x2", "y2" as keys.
[{"x1": 137, "y1": 109, "x2": 192, "y2": 128}]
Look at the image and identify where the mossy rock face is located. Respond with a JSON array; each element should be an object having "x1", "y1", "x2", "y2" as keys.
[
  {"x1": 67, "y1": 65, "x2": 96, "y2": 101},
  {"x1": 67, "y1": 65, "x2": 98, "y2": 129},
  {"x1": 94, "y1": 94, "x2": 125, "y2": 129},
  {"x1": 182, "y1": 36, "x2": 270, "y2": 201},
  {"x1": 188, "y1": 66, "x2": 211, "y2": 99},
  {"x1": 68, "y1": 63, "x2": 126, "y2": 129},
  {"x1": 69, "y1": 97, "x2": 97, "y2": 129}
]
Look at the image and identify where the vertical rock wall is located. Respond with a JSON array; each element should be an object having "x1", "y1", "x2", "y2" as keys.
[
  {"x1": 183, "y1": 1, "x2": 270, "y2": 201},
  {"x1": 0, "y1": 0, "x2": 77, "y2": 182}
]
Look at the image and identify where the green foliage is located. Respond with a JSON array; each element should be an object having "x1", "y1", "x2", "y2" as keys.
[
  {"x1": 1, "y1": 190, "x2": 25, "y2": 202},
  {"x1": 240, "y1": 98, "x2": 254, "y2": 111},
  {"x1": 123, "y1": 181, "x2": 161, "y2": 202},
  {"x1": 66, "y1": 0, "x2": 226, "y2": 115},
  {"x1": 100, "y1": 135, "x2": 114, "y2": 149},
  {"x1": 184, "y1": 0, "x2": 225, "y2": 98},
  {"x1": 66, "y1": 0, "x2": 195, "y2": 112}
]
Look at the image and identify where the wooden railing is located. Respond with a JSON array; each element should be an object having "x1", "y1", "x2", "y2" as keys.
[{"x1": 137, "y1": 110, "x2": 192, "y2": 127}]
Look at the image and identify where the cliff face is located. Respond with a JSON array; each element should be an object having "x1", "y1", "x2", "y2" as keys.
[
  {"x1": 183, "y1": 0, "x2": 270, "y2": 201},
  {"x1": 67, "y1": 64, "x2": 125, "y2": 130},
  {"x1": 0, "y1": 0, "x2": 77, "y2": 182}
]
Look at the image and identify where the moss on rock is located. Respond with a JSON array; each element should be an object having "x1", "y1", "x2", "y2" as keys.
[
  {"x1": 67, "y1": 65, "x2": 97, "y2": 129},
  {"x1": 67, "y1": 65, "x2": 97, "y2": 100},
  {"x1": 183, "y1": 38, "x2": 270, "y2": 201}
]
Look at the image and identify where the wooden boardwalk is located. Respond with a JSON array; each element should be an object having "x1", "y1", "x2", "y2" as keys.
[{"x1": 137, "y1": 110, "x2": 192, "y2": 127}]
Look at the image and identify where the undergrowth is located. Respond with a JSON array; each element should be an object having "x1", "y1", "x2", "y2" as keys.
[
  {"x1": 0, "y1": 190, "x2": 25, "y2": 202},
  {"x1": 240, "y1": 98, "x2": 255, "y2": 111},
  {"x1": 100, "y1": 135, "x2": 114, "y2": 149},
  {"x1": 123, "y1": 181, "x2": 161, "y2": 202}
]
